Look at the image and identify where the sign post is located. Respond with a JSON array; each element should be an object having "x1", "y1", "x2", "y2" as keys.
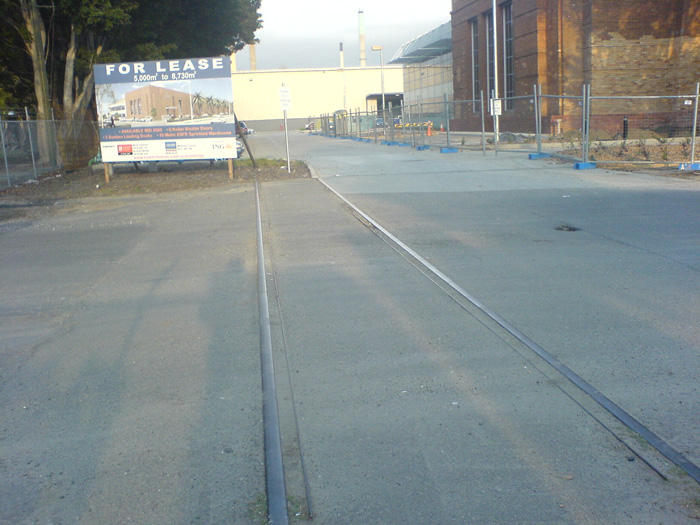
[{"x1": 280, "y1": 85, "x2": 291, "y2": 173}]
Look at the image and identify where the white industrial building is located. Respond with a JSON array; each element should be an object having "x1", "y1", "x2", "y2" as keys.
[{"x1": 230, "y1": 64, "x2": 403, "y2": 132}]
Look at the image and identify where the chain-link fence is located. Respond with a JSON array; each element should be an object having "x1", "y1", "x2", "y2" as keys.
[
  {"x1": 313, "y1": 83, "x2": 700, "y2": 167},
  {"x1": 539, "y1": 89, "x2": 586, "y2": 161},
  {"x1": 587, "y1": 90, "x2": 699, "y2": 167},
  {"x1": 1, "y1": 117, "x2": 99, "y2": 189},
  {"x1": 5, "y1": 85, "x2": 699, "y2": 190},
  {"x1": 1, "y1": 119, "x2": 58, "y2": 188}
]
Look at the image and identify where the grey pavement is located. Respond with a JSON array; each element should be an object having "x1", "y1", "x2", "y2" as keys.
[
  {"x1": 1, "y1": 188, "x2": 264, "y2": 523},
  {"x1": 259, "y1": 131, "x2": 700, "y2": 521},
  {"x1": 1, "y1": 131, "x2": 699, "y2": 523},
  {"x1": 272, "y1": 131, "x2": 700, "y2": 466},
  {"x1": 260, "y1": 180, "x2": 697, "y2": 523}
]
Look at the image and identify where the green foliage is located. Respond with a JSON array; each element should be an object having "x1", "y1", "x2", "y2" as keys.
[
  {"x1": 681, "y1": 137, "x2": 692, "y2": 158},
  {"x1": 129, "y1": 43, "x2": 178, "y2": 61},
  {"x1": 110, "y1": 0, "x2": 262, "y2": 61},
  {"x1": 1, "y1": 0, "x2": 262, "y2": 115},
  {"x1": 70, "y1": 0, "x2": 137, "y2": 32},
  {"x1": 656, "y1": 135, "x2": 669, "y2": 161},
  {"x1": 618, "y1": 139, "x2": 629, "y2": 157},
  {"x1": 637, "y1": 137, "x2": 651, "y2": 160},
  {"x1": 0, "y1": 1, "x2": 34, "y2": 108}
]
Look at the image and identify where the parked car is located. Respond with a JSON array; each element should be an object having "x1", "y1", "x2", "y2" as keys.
[{"x1": 237, "y1": 121, "x2": 254, "y2": 135}]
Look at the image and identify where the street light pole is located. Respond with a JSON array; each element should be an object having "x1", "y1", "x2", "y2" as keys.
[{"x1": 372, "y1": 45, "x2": 386, "y2": 137}]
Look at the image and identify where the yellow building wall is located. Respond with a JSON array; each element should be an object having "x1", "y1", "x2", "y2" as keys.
[{"x1": 231, "y1": 67, "x2": 403, "y2": 122}]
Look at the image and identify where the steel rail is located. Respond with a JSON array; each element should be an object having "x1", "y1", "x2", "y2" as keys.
[
  {"x1": 259, "y1": 183, "x2": 314, "y2": 519},
  {"x1": 316, "y1": 177, "x2": 700, "y2": 486},
  {"x1": 255, "y1": 181, "x2": 289, "y2": 524}
]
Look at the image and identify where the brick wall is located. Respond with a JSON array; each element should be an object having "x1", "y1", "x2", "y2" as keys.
[
  {"x1": 587, "y1": 0, "x2": 700, "y2": 96},
  {"x1": 450, "y1": 0, "x2": 700, "y2": 132}
]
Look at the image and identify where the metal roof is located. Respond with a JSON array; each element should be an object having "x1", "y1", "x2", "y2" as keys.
[{"x1": 389, "y1": 22, "x2": 452, "y2": 65}]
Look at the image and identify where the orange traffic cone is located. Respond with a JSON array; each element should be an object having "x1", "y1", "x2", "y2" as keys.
[
  {"x1": 440, "y1": 123, "x2": 445, "y2": 132},
  {"x1": 427, "y1": 125, "x2": 432, "y2": 137}
]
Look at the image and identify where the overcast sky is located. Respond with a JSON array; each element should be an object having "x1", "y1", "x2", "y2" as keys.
[{"x1": 233, "y1": 0, "x2": 452, "y2": 71}]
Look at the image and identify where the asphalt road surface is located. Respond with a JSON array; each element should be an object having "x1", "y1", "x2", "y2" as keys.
[{"x1": 2, "y1": 132, "x2": 699, "y2": 523}]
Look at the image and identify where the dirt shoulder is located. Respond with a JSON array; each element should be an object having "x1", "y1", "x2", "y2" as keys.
[{"x1": 0, "y1": 160, "x2": 310, "y2": 223}]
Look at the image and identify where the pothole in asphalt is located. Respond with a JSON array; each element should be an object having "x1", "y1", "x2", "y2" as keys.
[{"x1": 555, "y1": 224, "x2": 580, "y2": 232}]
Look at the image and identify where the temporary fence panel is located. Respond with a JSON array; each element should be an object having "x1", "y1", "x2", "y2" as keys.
[
  {"x1": 538, "y1": 91, "x2": 586, "y2": 162},
  {"x1": 446, "y1": 99, "x2": 487, "y2": 152},
  {"x1": 587, "y1": 87, "x2": 699, "y2": 166},
  {"x1": 486, "y1": 94, "x2": 540, "y2": 154},
  {"x1": 309, "y1": 82, "x2": 700, "y2": 168}
]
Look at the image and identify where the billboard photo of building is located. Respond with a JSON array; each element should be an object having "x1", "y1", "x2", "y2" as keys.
[{"x1": 94, "y1": 57, "x2": 238, "y2": 162}]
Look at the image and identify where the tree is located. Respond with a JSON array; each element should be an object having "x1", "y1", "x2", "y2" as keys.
[
  {"x1": 0, "y1": 0, "x2": 34, "y2": 110},
  {"x1": 192, "y1": 92, "x2": 205, "y2": 117},
  {"x1": 205, "y1": 95, "x2": 216, "y2": 115},
  {"x1": 1, "y1": 0, "x2": 262, "y2": 166},
  {"x1": 113, "y1": 0, "x2": 262, "y2": 61}
]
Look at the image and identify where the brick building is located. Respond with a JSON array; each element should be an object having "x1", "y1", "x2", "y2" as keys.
[
  {"x1": 124, "y1": 85, "x2": 193, "y2": 121},
  {"x1": 451, "y1": 0, "x2": 700, "y2": 134}
]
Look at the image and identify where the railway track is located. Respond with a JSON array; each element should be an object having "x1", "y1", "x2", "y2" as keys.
[{"x1": 254, "y1": 177, "x2": 700, "y2": 523}]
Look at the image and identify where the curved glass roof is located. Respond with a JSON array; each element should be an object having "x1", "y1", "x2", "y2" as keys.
[{"x1": 389, "y1": 22, "x2": 452, "y2": 65}]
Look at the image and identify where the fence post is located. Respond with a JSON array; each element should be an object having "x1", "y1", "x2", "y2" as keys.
[
  {"x1": 373, "y1": 109, "x2": 377, "y2": 143},
  {"x1": 418, "y1": 101, "x2": 425, "y2": 147},
  {"x1": 389, "y1": 102, "x2": 394, "y2": 142},
  {"x1": 444, "y1": 93, "x2": 451, "y2": 148},
  {"x1": 24, "y1": 108, "x2": 38, "y2": 180},
  {"x1": 491, "y1": 90, "x2": 499, "y2": 155},
  {"x1": 52, "y1": 119, "x2": 61, "y2": 169},
  {"x1": 581, "y1": 85, "x2": 586, "y2": 162},
  {"x1": 480, "y1": 91, "x2": 486, "y2": 155},
  {"x1": 534, "y1": 84, "x2": 542, "y2": 154},
  {"x1": 692, "y1": 82, "x2": 699, "y2": 165},
  {"x1": 581, "y1": 84, "x2": 591, "y2": 163},
  {"x1": 358, "y1": 108, "x2": 362, "y2": 140},
  {"x1": 586, "y1": 84, "x2": 592, "y2": 162},
  {"x1": 0, "y1": 115, "x2": 10, "y2": 187}
]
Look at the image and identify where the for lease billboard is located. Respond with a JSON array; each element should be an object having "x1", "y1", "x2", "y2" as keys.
[{"x1": 94, "y1": 56, "x2": 238, "y2": 163}]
